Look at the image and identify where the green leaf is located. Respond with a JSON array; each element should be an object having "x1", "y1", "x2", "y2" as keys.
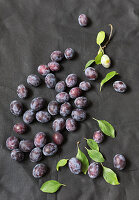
[
  {"x1": 84, "y1": 60, "x2": 95, "y2": 70},
  {"x1": 85, "y1": 138, "x2": 99, "y2": 151},
  {"x1": 95, "y1": 51, "x2": 103, "y2": 65},
  {"x1": 56, "y1": 159, "x2": 69, "y2": 171},
  {"x1": 96, "y1": 31, "x2": 105, "y2": 45},
  {"x1": 100, "y1": 71, "x2": 118, "y2": 91},
  {"x1": 76, "y1": 145, "x2": 89, "y2": 174},
  {"x1": 93, "y1": 118, "x2": 115, "y2": 138},
  {"x1": 102, "y1": 165, "x2": 120, "y2": 185},
  {"x1": 40, "y1": 180, "x2": 66, "y2": 193},
  {"x1": 86, "y1": 148, "x2": 105, "y2": 163}
]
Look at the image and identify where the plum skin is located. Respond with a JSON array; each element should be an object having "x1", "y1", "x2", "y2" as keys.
[
  {"x1": 113, "y1": 81, "x2": 127, "y2": 93},
  {"x1": 6, "y1": 136, "x2": 19, "y2": 150},
  {"x1": 29, "y1": 147, "x2": 42, "y2": 162},
  {"x1": 69, "y1": 87, "x2": 82, "y2": 99},
  {"x1": 17, "y1": 84, "x2": 28, "y2": 99},
  {"x1": 71, "y1": 109, "x2": 86, "y2": 121},
  {"x1": 68, "y1": 157, "x2": 81, "y2": 174},
  {"x1": 19, "y1": 140, "x2": 34, "y2": 152},
  {"x1": 74, "y1": 96, "x2": 88, "y2": 109},
  {"x1": 78, "y1": 14, "x2": 88, "y2": 27},
  {"x1": 48, "y1": 101, "x2": 59, "y2": 116},
  {"x1": 36, "y1": 111, "x2": 51, "y2": 123},
  {"x1": 65, "y1": 74, "x2": 77, "y2": 88},
  {"x1": 10, "y1": 100, "x2": 23, "y2": 116},
  {"x1": 43, "y1": 143, "x2": 58, "y2": 156},
  {"x1": 27, "y1": 74, "x2": 41, "y2": 87},
  {"x1": 64, "y1": 48, "x2": 75, "y2": 60},
  {"x1": 34, "y1": 132, "x2": 47, "y2": 148},
  {"x1": 52, "y1": 118, "x2": 65, "y2": 132},
  {"x1": 38, "y1": 64, "x2": 50, "y2": 76},
  {"x1": 11, "y1": 149, "x2": 25, "y2": 162},
  {"x1": 32, "y1": 163, "x2": 47, "y2": 178},
  {"x1": 60, "y1": 102, "x2": 72, "y2": 117},
  {"x1": 93, "y1": 130, "x2": 104, "y2": 144},
  {"x1": 13, "y1": 122, "x2": 27, "y2": 134},
  {"x1": 30, "y1": 97, "x2": 45, "y2": 111},
  {"x1": 55, "y1": 81, "x2": 66, "y2": 93},
  {"x1": 56, "y1": 92, "x2": 70, "y2": 103},
  {"x1": 85, "y1": 67, "x2": 98, "y2": 80},
  {"x1": 66, "y1": 118, "x2": 77, "y2": 132},
  {"x1": 52, "y1": 132, "x2": 64, "y2": 145},
  {"x1": 48, "y1": 61, "x2": 60, "y2": 72},
  {"x1": 23, "y1": 110, "x2": 35, "y2": 124},
  {"x1": 45, "y1": 73, "x2": 57, "y2": 89},
  {"x1": 50, "y1": 50, "x2": 64, "y2": 62},
  {"x1": 113, "y1": 154, "x2": 126, "y2": 170},
  {"x1": 79, "y1": 81, "x2": 91, "y2": 91},
  {"x1": 88, "y1": 162, "x2": 101, "y2": 179}
]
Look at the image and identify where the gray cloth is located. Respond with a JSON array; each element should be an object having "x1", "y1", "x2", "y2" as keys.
[{"x1": 0, "y1": 0, "x2": 139, "y2": 199}]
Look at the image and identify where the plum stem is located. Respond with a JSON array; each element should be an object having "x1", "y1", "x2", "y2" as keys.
[
  {"x1": 102, "y1": 24, "x2": 113, "y2": 49},
  {"x1": 92, "y1": 117, "x2": 97, "y2": 121},
  {"x1": 77, "y1": 141, "x2": 80, "y2": 148},
  {"x1": 61, "y1": 184, "x2": 66, "y2": 187}
]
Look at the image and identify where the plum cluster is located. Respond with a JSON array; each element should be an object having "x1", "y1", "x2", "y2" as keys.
[
  {"x1": 6, "y1": 132, "x2": 60, "y2": 178},
  {"x1": 50, "y1": 72, "x2": 91, "y2": 132},
  {"x1": 7, "y1": 48, "x2": 92, "y2": 179}
]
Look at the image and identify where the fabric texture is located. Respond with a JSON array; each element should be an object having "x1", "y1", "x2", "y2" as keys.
[{"x1": 0, "y1": 0, "x2": 139, "y2": 199}]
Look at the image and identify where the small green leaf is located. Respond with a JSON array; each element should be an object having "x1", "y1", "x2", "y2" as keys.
[
  {"x1": 56, "y1": 159, "x2": 69, "y2": 171},
  {"x1": 84, "y1": 60, "x2": 95, "y2": 70},
  {"x1": 100, "y1": 71, "x2": 118, "y2": 91},
  {"x1": 93, "y1": 118, "x2": 115, "y2": 138},
  {"x1": 102, "y1": 165, "x2": 120, "y2": 185},
  {"x1": 96, "y1": 31, "x2": 105, "y2": 45},
  {"x1": 76, "y1": 145, "x2": 89, "y2": 174},
  {"x1": 40, "y1": 180, "x2": 66, "y2": 193},
  {"x1": 95, "y1": 51, "x2": 103, "y2": 65},
  {"x1": 85, "y1": 138, "x2": 99, "y2": 151},
  {"x1": 86, "y1": 148, "x2": 105, "y2": 163}
]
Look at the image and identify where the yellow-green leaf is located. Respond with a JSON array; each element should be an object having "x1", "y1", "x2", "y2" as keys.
[
  {"x1": 96, "y1": 31, "x2": 105, "y2": 45},
  {"x1": 85, "y1": 138, "x2": 99, "y2": 151},
  {"x1": 102, "y1": 165, "x2": 120, "y2": 185},
  {"x1": 84, "y1": 60, "x2": 95, "y2": 70},
  {"x1": 93, "y1": 118, "x2": 115, "y2": 138},
  {"x1": 95, "y1": 51, "x2": 103, "y2": 65},
  {"x1": 76, "y1": 146, "x2": 89, "y2": 174},
  {"x1": 86, "y1": 148, "x2": 105, "y2": 163},
  {"x1": 100, "y1": 71, "x2": 118, "y2": 91},
  {"x1": 56, "y1": 159, "x2": 68, "y2": 171},
  {"x1": 40, "y1": 180, "x2": 66, "y2": 193}
]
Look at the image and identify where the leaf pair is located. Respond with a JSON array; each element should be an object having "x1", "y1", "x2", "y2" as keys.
[
  {"x1": 85, "y1": 138, "x2": 105, "y2": 163},
  {"x1": 93, "y1": 118, "x2": 115, "y2": 138}
]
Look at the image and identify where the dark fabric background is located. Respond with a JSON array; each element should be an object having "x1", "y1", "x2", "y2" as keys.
[{"x1": 0, "y1": 0, "x2": 139, "y2": 199}]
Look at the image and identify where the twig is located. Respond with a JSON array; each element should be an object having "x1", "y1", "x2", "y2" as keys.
[{"x1": 102, "y1": 24, "x2": 113, "y2": 49}]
